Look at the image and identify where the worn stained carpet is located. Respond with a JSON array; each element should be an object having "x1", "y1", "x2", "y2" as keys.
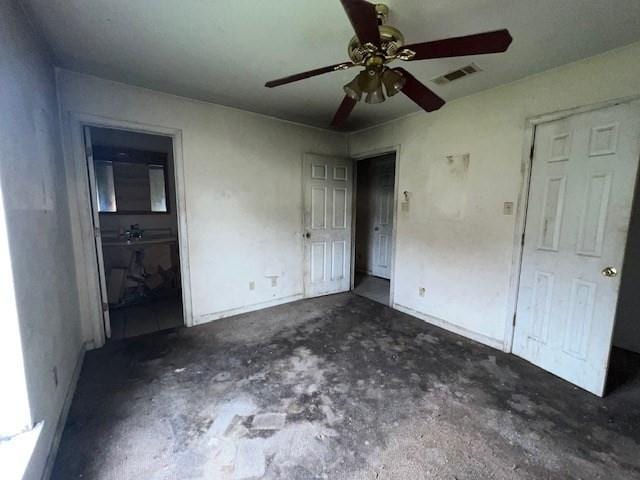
[{"x1": 52, "y1": 293, "x2": 640, "y2": 479}]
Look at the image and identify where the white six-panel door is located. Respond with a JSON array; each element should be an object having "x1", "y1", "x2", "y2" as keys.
[
  {"x1": 303, "y1": 154, "x2": 352, "y2": 297},
  {"x1": 513, "y1": 101, "x2": 640, "y2": 396},
  {"x1": 371, "y1": 158, "x2": 394, "y2": 279}
]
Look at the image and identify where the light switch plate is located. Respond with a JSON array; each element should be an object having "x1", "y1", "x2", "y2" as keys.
[{"x1": 503, "y1": 202, "x2": 514, "y2": 215}]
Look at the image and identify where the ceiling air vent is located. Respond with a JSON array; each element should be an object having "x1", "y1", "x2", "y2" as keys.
[{"x1": 432, "y1": 63, "x2": 482, "y2": 85}]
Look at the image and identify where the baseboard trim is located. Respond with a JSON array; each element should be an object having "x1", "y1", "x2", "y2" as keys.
[
  {"x1": 393, "y1": 303, "x2": 504, "y2": 351},
  {"x1": 40, "y1": 342, "x2": 88, "y2": 480},
  {"x1": 194, "y1": 293, "x2": 304, "y2": 326}
]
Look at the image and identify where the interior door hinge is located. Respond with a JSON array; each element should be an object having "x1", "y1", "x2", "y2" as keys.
[
  {"x1": 529, "y1": 142, "x2": 535, "y2": 160},
  {"x1": 102, "y1": 302, "x2": 109, "y2": 312},
  {"x1": 85, "y1": 145, "x2": 92, "y2": 157},
  {"x1": 512, "y1": 313, "x2": 517, "y2": 327},
  {"x1": 521, "y1": 232, "x2": 525, "y2": 247},
  {"x1": 94, "y1": 226, "x2": 101, "y2": 238}
]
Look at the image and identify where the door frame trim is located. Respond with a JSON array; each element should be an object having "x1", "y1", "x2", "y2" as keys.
[
  {"x1": 504, "y1": 95, "x2": 640, "y2": 353},
  {"x1": 64, "y1": 111, "x2": 193, "y2": 348},
  {"x1": 350, "y1": 145, "x2": 401, "y2": 307}
]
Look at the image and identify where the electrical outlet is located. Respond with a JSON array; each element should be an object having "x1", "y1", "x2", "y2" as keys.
[
  {"x1": 249, "y1": 281, "x2": 255, "y2": 290},
  {"x1": 419, "y1": 287, "x2": 426, "y2": 297}
]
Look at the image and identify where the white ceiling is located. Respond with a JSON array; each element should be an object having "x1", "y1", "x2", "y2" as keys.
[{"x1": 23, "y1": 0, "x2": 640, "y2": 131}]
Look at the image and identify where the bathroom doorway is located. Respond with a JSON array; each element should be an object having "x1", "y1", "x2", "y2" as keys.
[{"x1": 84, "y1": 126, "x2": 184, "y2": 339}]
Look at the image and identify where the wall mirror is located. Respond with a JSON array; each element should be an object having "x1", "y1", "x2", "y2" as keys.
[{"x1": 93, "y1": 146, "x2": 169, "y2": 214}]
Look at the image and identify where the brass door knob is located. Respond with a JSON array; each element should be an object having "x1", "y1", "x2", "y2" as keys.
[{"x1": 601, "y1": 266, "x2": 618, "y2": 278}]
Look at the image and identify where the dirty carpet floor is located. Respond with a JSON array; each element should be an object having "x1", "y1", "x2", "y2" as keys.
[{"x1": 52, "y1": 293, "x2": 640, "y2": 479}]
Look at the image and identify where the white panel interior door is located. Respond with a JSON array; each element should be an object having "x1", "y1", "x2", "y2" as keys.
[
  {"x1": 371, "y1": 159, "x2": 394, "y2": 279},
  {"x1": 83, "y1": 126, "x2": 112, "y2": 338},
  {"x1": 513, "y1": 101, "x2": 640, "y2": 396},
  {"x1": 303, "y1": 154, "x2": 352, "y2": 297}
]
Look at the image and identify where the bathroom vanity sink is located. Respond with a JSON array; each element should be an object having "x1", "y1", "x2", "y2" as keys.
[{"x1": 101, "y1": 235, "x2": 178, "y2": 247}]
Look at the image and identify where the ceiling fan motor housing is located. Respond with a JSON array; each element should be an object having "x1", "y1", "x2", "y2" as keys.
[{"x1": 347, "y1": 6, "x2": 405, "y2": 65}]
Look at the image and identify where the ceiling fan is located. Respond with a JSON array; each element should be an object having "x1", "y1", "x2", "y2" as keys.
[{"x1": 265, "y1": 0, "x2": 513, "y2": 128}]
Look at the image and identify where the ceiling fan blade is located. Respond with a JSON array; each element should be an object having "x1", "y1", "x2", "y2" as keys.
[
  {"x1": 265, "y1": 62, "x2": 354, "y2": 88},
  {"x1": 331, "y1": 95, "x2": 357, "y2": 128},
  {"x1": 340, "y1": 0, "x2": 381, "y2": 48},
  {"x1": 402, "y1": 29, "x2": 513, "y2": 60},
  {"x1": 395, "y1": 68, "x2": 445, "y2": 112}
]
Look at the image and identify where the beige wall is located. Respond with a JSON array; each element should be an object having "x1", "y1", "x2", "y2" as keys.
[
  {"x1": 349, "y1": 42, "x2": 640, "y2": 349},
  {"x1": 0, "y1": 2, "x2": 84, "y2": 479},
  {"x1": 56, "y1": 69, "x2": 347, "y2": 343}
]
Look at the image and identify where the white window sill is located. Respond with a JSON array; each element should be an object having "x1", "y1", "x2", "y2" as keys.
[{"x1": 0, "y1": 422, "x2": 42, "y2": 480}]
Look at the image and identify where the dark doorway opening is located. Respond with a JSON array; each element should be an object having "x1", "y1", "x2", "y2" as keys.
[
  {"x1": 353, "y1": 153, "x2": 396, "y2": 305},
  {"x1": 86, "y1": 127, "x2": 184, "y2": 339}
]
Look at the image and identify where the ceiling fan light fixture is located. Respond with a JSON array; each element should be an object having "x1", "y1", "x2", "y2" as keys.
[
  {"x1": 365, "y1": 85, "x2": 385, "y2": 104},
  {"x1": 343, "y1": 76, "x2": 363, "y2": 101},
  {"x1": 382, "y1": 68, "x2": 406, "y2": 97},
  {"x1": 357, "y1": 69, "x2": 382, "y2": 93}
]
